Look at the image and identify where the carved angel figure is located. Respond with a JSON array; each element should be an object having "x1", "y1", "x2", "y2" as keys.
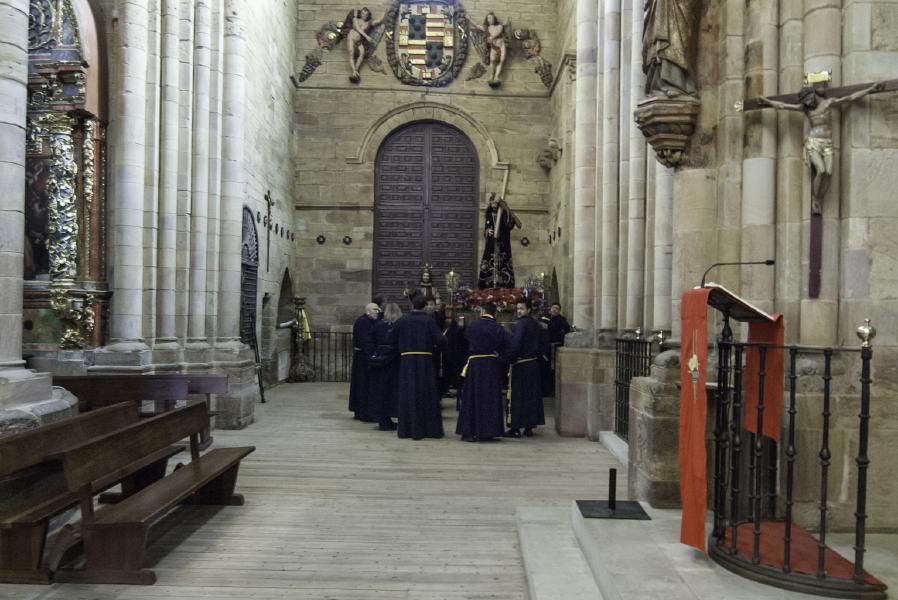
[
  {"x1": 467, "y1": 12, "x2": 509, "y2": 86},
  {"x1": 465, "y1": 14, "x2": 553, "y2": 89},
  {"x1": 292, "y1": 8, "x2": 386, "y2": 86},
  {"x1": 346, "y1": 7, "x2": 384, "y2": 83}
]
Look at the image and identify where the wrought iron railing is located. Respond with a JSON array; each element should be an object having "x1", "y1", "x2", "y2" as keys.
[
  {"x1": 614, "y1": 336, "x2": 660, "y2": 440},
  {"x1": 305, "y1": 331, "x2": 353, "y2": 382},
  {"x1": 708, "y1": 322, "x2": 886, "y2": 599}
]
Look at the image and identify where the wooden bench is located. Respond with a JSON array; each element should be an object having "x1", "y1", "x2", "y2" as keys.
[
  {"x1": 54, "y1": 375, "x2": 190, "y2": 414},
  {"x1": 55, "y1": 374, "x2": 228, "y2": 447},
  {"x1": 0, "y1": 404, "x2": 183, "y2": 584},
  {"x1": 54, "y1": 402, "x2": 255, "y2": 585}
]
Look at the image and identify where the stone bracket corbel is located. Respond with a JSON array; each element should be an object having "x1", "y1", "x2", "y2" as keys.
[{"x1": 634, "y1": 95, "x2": 701, "y2": 168}]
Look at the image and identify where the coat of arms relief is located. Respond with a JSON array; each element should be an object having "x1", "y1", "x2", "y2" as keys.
[{"x1": 292, "y1": 1, "x2": 553, "y2": 90}]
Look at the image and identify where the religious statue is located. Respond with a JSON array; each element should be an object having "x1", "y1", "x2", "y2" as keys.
[
  {"x1": 347, "y1": 7, "x2": 384, "y2": 83},
  {"x1": 465, "y1": 12, "x2": 509, "y2": 87},
  {"x1": 477, "y1": 193, "x2": 521, "y2": 289},
  {"x1": 757, "y1": 81, "x2": 884, "y2": 214},
  {"x1": 642, "y1": 0, "x2": 700, "y2": 97}
]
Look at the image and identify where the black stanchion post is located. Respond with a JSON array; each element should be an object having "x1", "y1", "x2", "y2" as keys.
[{"x1": 609, "y1": 468, "x2": 617, "y2": 511}]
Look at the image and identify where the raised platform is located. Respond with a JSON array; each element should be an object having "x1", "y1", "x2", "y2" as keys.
[{"x1": 516, "y1": 502, "x2": 898, "y2": 600}]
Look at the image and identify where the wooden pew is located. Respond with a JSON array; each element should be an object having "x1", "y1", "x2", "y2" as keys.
[
  {"x1": 54, "y1": 376, "x2": 190, "y2": 414},
  {"x1": 54, "y1": 402, "x2": 255, "y2": 585},
  {"x1": 54, "y1": 373, "x2": 228, "y2": 448},
  {"x1": 0, "y1": 404, "x2": 183, "y2": 584}
]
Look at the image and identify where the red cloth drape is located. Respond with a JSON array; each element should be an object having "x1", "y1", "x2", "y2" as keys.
[
  {"x1": 743, "y1": 314, "x2": 784, "y2": 440},
  {"x1": 679, "y1": 288, "x2": 712, "y2": 552}
]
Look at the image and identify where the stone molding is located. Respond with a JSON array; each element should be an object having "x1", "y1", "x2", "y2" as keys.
[{"x1": 346, "y1": 101, "x2": 508, "y2": 176}]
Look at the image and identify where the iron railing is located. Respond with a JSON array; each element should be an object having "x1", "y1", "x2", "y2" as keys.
[
  {"x1": 614, "y1": 337, "x2": 660, "y2": 440},
  {"x1": 707, "y1": 326, "x2": 886, "y2": 599},
  {"x1": 305, "y1": 331, "x2": 353, "y2": 382}
]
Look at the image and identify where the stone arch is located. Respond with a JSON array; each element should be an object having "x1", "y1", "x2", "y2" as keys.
[{"x1": 348, "y1": 101, "x2": 509, "y2": 179}]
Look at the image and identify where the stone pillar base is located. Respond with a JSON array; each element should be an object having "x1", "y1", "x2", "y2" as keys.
[
  {"x1": 212, "y1": 339, "x2": 259, "y2": 429},
  {"x1": 627, "y1": 350, "x2": 682, "y2": 508},
  {"x1": 0, "y1": 370, "x2": 77, "y2": 438},
  {"x1": 89, "y1": 340, "x2": 152, "y2": 372},
  {"x1": 555, "y1": 342, "x2": 616, "y2": 439}
]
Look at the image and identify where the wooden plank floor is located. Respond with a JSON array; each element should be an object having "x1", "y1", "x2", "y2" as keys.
[{"x1": 3, "y1": 383, "x2": 622, "y2": 600}]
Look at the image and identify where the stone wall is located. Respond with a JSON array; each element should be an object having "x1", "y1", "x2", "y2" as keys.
[
  {"x1": 292, "y1": 0, "x2": 559, "y2": 328},
  {"x1": 243, "y1": 0, "x2": 298, "y2": 381},
  {"x1": 546, "y1": 0, "x2": 576, "y2": 314}
]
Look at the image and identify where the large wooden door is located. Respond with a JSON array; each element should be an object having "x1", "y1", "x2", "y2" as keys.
[{"x1": 374, "y1": 122, "x2": 479, "y2": 304}]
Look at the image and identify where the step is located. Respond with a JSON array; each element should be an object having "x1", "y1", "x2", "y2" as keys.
[{"x1": 516, "y1": 506, "x2": 604, "y2": 600}]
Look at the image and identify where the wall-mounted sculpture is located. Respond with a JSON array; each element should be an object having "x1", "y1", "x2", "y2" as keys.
[
  {"x1": 536, "y1": 137, "x2": 562, "y2": 171},
  {"x1": 384, "y1": 0, "x2": 469, "y2": 87},
  {"x1": 466, "y1": 14, "x2": 553, "y2": 88},
  {"x1": 634, "y1": 0, "x2": 701, "y2": 167},
  {"x1": 293, "y1": 7, "x2": 388, "y2": 86},
  {"x1": 294, "y1": 2, "x2": 552, "y2": 89}
]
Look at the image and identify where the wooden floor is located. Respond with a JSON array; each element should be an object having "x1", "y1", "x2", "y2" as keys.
[{"x1": 4, "y1": 383, "x2": 621, "y2": 600}]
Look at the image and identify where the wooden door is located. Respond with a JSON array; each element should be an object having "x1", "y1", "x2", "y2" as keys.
[{"x1": 373, "y1": 122, "x2": 479, "y2": 304}]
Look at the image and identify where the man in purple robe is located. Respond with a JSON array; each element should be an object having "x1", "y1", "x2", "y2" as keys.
[
  {"x1": 504, "y1": 298, "x2": 544, "y2": 437},
  {"x1": 348, "y1": 302, "x2": 379, "y2": 421},
  {"x1": 456, "y1": 303, "x2": 510, "y2": 442},
  {"x1": 394, "y1": 293, "x2": 447, "y2": 439}
]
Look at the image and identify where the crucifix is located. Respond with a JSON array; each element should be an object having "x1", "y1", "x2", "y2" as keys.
[
  {"x1": 264, "y1": 190, "x2": 275, "y2": 272},
  {"x1": 737, "y1": 74, "x2": 897, "y2": 298}
]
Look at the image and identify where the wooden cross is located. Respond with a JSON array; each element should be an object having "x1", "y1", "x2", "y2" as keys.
[
  {"x1": 737, "y1": 77, "x2": 898, "y2": 299},
  {"x1": 264, "y1": 190, "x2": 275, "y2": 272}
]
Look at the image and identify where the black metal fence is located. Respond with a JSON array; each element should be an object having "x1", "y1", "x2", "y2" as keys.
[
  {"x1": 305, "y1": 331, "x2": 353, "y2": 382},
  {"x1": 708, "y1": 335, "x2": 885, "y2": 599},
  {"x1": 614, "y1": 337, "x2": 659, "y2": 440}
]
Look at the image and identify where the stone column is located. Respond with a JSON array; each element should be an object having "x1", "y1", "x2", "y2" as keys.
[
  {"x1": 774, "y1": 0, "x2": 804, "y2": 341},
  {"x1": 0, "y1": 0, "x2": 65, "y2": 425},
  {"x1": 107, "y1": 1, "x2": 149, "y2": 346},
  {"x1": 653, "y1": 163, "x2": 673, "y2": 332},
  {"x1": 186, "y1": 0, "x2": 212, "y2": 363},
  {"x1": 0, "y1": 0, "x2": 29, "y2": 371},
  {"x1": 799, "y1": 0, "x2": 841, "y2": 346},
  {"x1": 142, "y1": 0, "x2": 161, "y2": 343},
  {"x1": 713, "y1": 0, "x2": 745, "y2": 306},
  {"x1": 572, "y1": 0, "x2": 598, "y2": 331},
  {"x1": 156, "y1": 0, "x2": 180, "y2": 353},
  {"x1": 600, "y1": 0, "x2": 621, "y2": 332},
  {"x1": 204, "y1": 1, "x2": 223, "y2": 340},
  {"x1": 213, "y1": 0, "x2": 257, "y2": 428},
  {"x1": 740, "y1": 0, "x2": 778, "y2": 313},
  {"x1": 175, "y1": 0, "x2": 194, "y2": 340},
  {"x1": 625, "y1": 0, "x2": 647, "y2": 330}
]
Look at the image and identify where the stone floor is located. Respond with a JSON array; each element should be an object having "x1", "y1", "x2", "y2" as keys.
[
  {"x1": 1, "y1": 383, "x2": 617, "y2": 600},
  {"x1": 3, "y1": 382, "x2": 894, "y2": 600}
]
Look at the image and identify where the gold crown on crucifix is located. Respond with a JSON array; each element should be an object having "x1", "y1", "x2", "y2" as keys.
[{"x1": 804, "y1": 70, "x2": 832, "y2": 86}]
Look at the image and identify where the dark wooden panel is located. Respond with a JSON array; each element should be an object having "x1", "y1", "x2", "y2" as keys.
[{"x1": 374, "y1": 122, "x2": 478, "y2": 304}]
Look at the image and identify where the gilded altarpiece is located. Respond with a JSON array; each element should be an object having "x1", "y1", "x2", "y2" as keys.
[{"x1": 23, "y1": 0, "x2": 108, "y2": 354}]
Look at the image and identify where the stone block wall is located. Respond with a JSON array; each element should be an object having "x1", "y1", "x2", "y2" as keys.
[
  {"x1": 546, "y1": 0, "x2": 576, "y2": 314},
  {"x1": 628, "y1": 351, "x2": 681, "y2": 508},
  {"x1": 292, "y1": 0, "x2": 559, "y2": 328},
  {"x1": 554, "y1": 344, "x2": 615, "y2": 439}
]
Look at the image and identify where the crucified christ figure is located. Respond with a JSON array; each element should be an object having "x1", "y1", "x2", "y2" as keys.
[{"x1": 758, "y1": 81, "x2": 883, "y2": 214}]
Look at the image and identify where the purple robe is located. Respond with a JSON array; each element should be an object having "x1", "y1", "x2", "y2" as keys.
[
  {"x1": 394, "y1": 311, "x2": 447, "y2": 439},
  {"x1": 367, "y1": 319, "x2": 398, "y2": 422},
  {"x1": 349, "y1": 314, "x2": 376, "y2": 421},
  {"x1": 507, "y1": 315, "x2": 544, "y2": 429},
  {"x1": 456, "y1": 315, "x2": 510, "y2": 440}
]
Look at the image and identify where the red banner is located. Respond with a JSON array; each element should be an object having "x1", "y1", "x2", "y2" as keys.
[
  {"x1": 679, "y1": 288, "x2": 712, "y2": 552},
  {"x1": 743, "y1": 314, "x2": 784, "y2": 440}
]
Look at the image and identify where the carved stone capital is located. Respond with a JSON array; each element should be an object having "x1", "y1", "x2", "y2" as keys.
[{"x1": 634, "y1": 95, "x2": 701, "y2": 168}]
